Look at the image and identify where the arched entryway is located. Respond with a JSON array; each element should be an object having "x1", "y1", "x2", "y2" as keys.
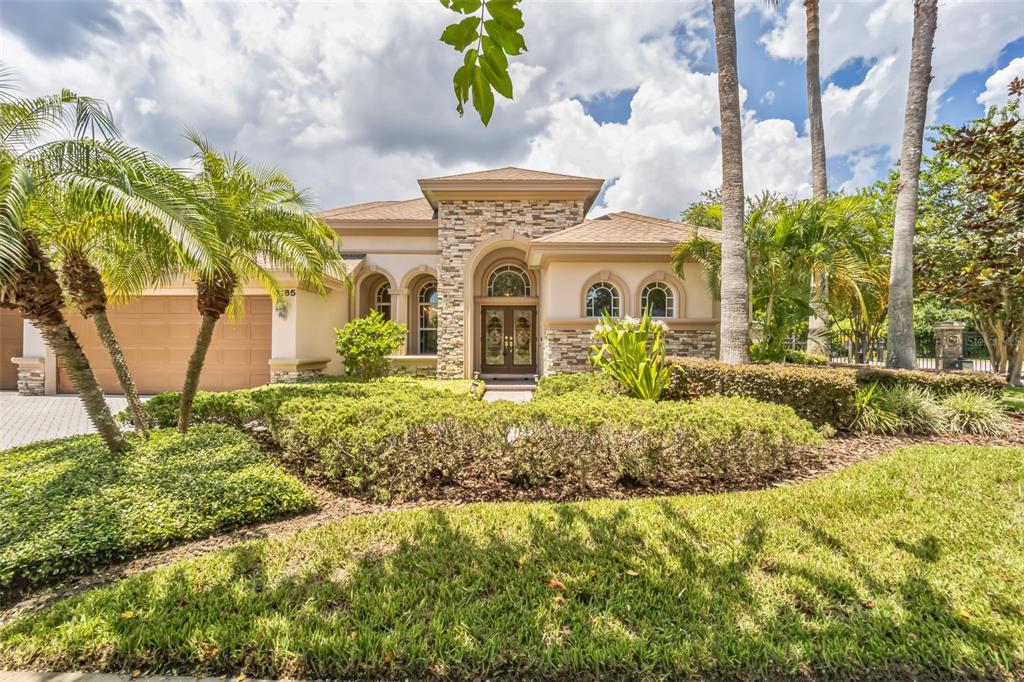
[{"x1": 469, "y1": 245, "x2": 539, "y2": 377}]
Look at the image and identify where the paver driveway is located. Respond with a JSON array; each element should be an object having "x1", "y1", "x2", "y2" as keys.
[{"x1": 0, "y1": 391, "x2": 134, "y2": 449}]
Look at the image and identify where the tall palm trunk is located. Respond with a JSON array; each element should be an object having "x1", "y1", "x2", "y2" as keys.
[
  {"x1": 61, "y1": 254, "x2": 148, "y2": 437},
  {"x1": 804, "y1": 0, "x2": 830, "y2": 356},
  {"x1": 887, "y1": 0, "x2": 938, "y2": 369},
  {"x1": 177, "y1": 276, "x2": 234, "y2": 432},
  {"x1": 712, "y1": 0, "x2": 750, "y2": 365},
  {"x1": 10, "y1": 236, "x2": 127, "y2": 451}
]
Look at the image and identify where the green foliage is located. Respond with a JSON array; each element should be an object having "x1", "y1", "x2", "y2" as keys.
[
  {"x1": 534, "y1": 372, "x2": 620, "y2": 399},
  {"x1": 334, "y1": 311, "x2": 408, "y2": 380},
  {"x1": 665, "y1": 357, "x2": 859, "y2": 429},
  {"x1": 440, "y1": 0, "x2": 526, "y2": 125},
  {"x1": 750, "y1": 344, "x2": 828, "y2": 366},
  {"x1": 1005, "y1": 387, "x2": 1024, "y2": 413},
  {"x1": 273, "y1": 390, "x2": 820, "y2": 501},
  {"x1": 0, "y1": 425, "x2": 314, "y2": 593},
  {"x1": 125, "y1": 378, "x2": 482, "y2": 431},
  {"x1": 852, "y1": 383, "x2": 905, "y2": 435},
  {"x1": 853, "y1": 366, "x2": 1005, "y2": 398},
  {"x1": 588, "y1": 311, "x2": 670, "y2": 400},
  {"x1": 4, "y1": 445, "x2": 1024, "y2": 680},
  {"x1": 939, "y1": 391, "x2": 1012, "y2": 436}
]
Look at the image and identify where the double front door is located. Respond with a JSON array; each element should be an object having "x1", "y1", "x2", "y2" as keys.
[{"x1": 481, "y1": 306, "x2": 536, "y2": 374}]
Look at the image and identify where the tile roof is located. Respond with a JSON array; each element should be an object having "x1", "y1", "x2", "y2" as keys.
[
  {"x1": 319, "y1": 197, "x2": 434, "y2": 221},
  {"x1": 534, "y1": 212, "x2": 721, "y2": 245},
  {"x1": 419, "y1": 166, "x2": 603, "y2": 183}
]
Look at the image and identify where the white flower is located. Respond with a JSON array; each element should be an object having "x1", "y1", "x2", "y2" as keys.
[{"x1": 653, "y1": 320, "x2": 670, "y2": 333}]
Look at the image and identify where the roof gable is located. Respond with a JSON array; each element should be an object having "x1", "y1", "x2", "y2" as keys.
[
  {"x1": 533, "y1": 212, "x2": 721, "y2": 245},
  {"x1": 419, "y1": 166, "x2": 603, "y2": 183},
  {"x1": 318, "y1": 197, "x2": 435, "y2": 222}
]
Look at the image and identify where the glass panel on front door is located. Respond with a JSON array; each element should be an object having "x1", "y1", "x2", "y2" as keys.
[
  {"x1": 512, "y1": 309, "x2": 533, "y2": 366},
  {"x1": 484, "y1": 309, "x2": 505, "y2": 366}
]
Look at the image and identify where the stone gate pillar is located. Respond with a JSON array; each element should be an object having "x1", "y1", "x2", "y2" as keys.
[{"x1": 934, "y1": 320, "x2": 966, "y2": 370}]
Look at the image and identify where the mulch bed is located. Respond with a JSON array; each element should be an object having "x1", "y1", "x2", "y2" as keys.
[{"x1": 3, "y1": 416, "x2": 1022, "y2": 624}]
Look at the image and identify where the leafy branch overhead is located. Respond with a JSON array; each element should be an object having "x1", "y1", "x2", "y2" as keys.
[{"x1": 440, "y1": 0, "x2": 526, "y2": 126}]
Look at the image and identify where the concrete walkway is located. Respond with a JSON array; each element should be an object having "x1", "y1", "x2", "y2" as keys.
[{"x1": 0, "y1": 392, "x2": 132, "y2": 449}]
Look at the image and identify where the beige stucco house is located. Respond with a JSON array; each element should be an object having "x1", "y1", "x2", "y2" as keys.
[{"x1": 4, "y1": 167, "x2": 720, "y2": 395}]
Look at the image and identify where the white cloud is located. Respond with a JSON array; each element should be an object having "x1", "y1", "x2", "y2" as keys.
[{"x1": 978, "y1": 57, "x2": 1024, "y2": 107}]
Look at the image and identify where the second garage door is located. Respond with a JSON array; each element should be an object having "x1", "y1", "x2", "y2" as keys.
[{"x1": 58, "y1": 296, "x2": 272, "y2": 394}]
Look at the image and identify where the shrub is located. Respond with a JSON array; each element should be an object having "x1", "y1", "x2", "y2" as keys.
[
  {"x1": 534, "y1": 372, "x2": 620, "y2": 399},
  {"x1": 589, "y1": 311, "x2": 670, "y2": 400},
  {"x1": 853, "y1": 366, "x2": 1005, "y2": 397},
  {"x1": 334, "y1": 311, "x2": 408, "y2": 380},
  {"x1": 940, "y1": 391, "x2": 1011, "y2": 436},
  {"x1": 665, "y1": 357, "x2": 858, "y2": 429},
  {"x1": 273, "y1": 391, "x2": 822, "y2": 501},
  {"x1": 0, "y1": 425, "x2": 314, "y2": 592},
  {"x1": 852, "y1": 383, "x2": 904, "y2": 435},
  {"x1": 853, "y1": 384, "x2": 945, "y2": 435},
  {"x1": 750, "y1": 344, "x2": 828, "y2": 366}
]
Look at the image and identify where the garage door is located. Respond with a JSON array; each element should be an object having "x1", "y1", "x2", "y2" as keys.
[
  {"x1": 1, "y1": 308, "x2": 22, "y2": 390},
  {"x1": 58, "y1": 296, "x2": 272, "y2": 394}
]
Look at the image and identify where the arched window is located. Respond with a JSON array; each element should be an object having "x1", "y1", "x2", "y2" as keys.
[
  {"x1": 487, "y1": 265, "x2": 531, "y2": 297},
  {"x1": 585, "y1": 281, "x2": 620, "y2": 318},
  {"x1": 641, "y1": 282, "x2": 675, "y2": 318},
  {"x1": 373, "y1": 282, "x2": 391, "y2": 320},
  {"x1": 418, "y1": 281, "x2": 439, "y2": 354}
]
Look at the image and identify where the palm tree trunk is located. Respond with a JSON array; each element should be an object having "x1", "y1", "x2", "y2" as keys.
[
  {"x1": 712, "y1": 0, "x2": 750, "y2": 365},
  {"x1": 92, "y1": 310, "x2": 148, "y2": 437},
  {"x1": 10, "y1": 236, "x2": 127, "y2": 451},
  {"x1": 887, "y1": 0, "x2": 938, "y2": 369},
  {"x1": 60, "y1": 254, "x2": 149, "y2": 437},
  {"x1": 177, "y1": 313, "x2": 218, "y2": 432},
  {"x1": 804, "y1": 0, "x2": 830, "y2": 355}
]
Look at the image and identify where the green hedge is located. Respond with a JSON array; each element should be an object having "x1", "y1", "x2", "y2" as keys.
[
  {"x1": 130, "y1": 377, "x2": 483, "y2": 430},
  {"x1": 534, "y1": 372, "x2": 621, "y2": 399},
  {"x1": 665, "y1": 358, "x2": 858, "y2": 429},
  {"x1": 852, "y1": 366, "x2": 1005, "y2": 397},
  {"x1": 274, "y1": 391, "x2": 822, "y2": 501},
  {"x1": 0, "y1": 425, "x2": 314, "y2": 593}
]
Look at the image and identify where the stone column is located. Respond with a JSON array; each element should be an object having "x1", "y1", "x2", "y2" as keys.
[{"x1": 934, "y1": 320, "x2": 966, "y2": 370}]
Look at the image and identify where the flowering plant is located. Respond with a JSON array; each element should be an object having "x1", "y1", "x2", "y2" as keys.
[{"x1": 588, "y1": 308, "x2": 670, "y2": 400}]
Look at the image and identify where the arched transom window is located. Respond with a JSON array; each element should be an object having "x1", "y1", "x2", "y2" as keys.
[
  {"x1": 373, "y1": 282, "x2": 391, "y2": 320},
  {"x1": 641, "y1": 282, "x2": 675, "y2": 318},
  {"x1": 586, "y1": 281, "x2": 620, "y2": 318},
  {"x1": 418, "y1": 280, "x2": 439, "y2": 354},
  {"x1": 487, "y1": 265, "x2": 531, "y2": 297}
]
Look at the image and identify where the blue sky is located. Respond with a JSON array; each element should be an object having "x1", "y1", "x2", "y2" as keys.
[{"x1": 2, "y1": 0, "x2": 1022, "y2": 218}]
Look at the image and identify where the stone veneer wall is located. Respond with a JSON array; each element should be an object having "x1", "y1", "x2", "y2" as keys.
[
  {"x1": 436, "y1": 199, "x2": 585, "y2": 378},
  {"x1": 542, "y1": 328, "x2": 719, "y2": 375}
]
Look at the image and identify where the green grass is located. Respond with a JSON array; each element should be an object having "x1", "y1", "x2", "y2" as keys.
[
  {"x1": 2, "y1": 445, "x2": 1022, "y2": 680},
  {"x1": 0, "y1": 425, "x2": 315, "y2": 594},
  {"x1": 1005, "y1": 386, "x2": 1024, "y2": 412}
]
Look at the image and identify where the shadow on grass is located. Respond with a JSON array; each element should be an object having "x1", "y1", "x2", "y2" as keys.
[{"x1": 3, "y1": 495, "x2": 1021, "y2": 680}]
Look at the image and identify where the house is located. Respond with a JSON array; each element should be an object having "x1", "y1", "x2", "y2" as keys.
[{"x1": 5, "y1": 167, "x2": 720, "y2": 395}]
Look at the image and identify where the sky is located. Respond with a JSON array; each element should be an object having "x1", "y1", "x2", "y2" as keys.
[{"x1": 1, "y1": 0, "x2": 1022, "y2": 219}]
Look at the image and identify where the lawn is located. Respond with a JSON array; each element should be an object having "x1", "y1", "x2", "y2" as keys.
[
  {"x1": 0, "y1": 425, "x2": 314, "y2": 595},
  {"x1": 2, "y1": 445, "x2": 1021, "y2": 680},
  {"x1": 1005, "y1": 386, "x2": 1024, "y2": 412}
]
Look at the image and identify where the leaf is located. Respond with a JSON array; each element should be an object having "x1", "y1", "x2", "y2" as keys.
[
  {"x1": 484, "y1": 19, "x2": 527, "y2": 56},
  {"x1": 453, "y1": 63, "x2": 474, "y2": 117},
  {"x1": 547, "y1": 578, "x2": 566, "y2": 590},
  {"x1": 120, "y1": 610, "x2": 135, "y2": 619},
  {"x1": 481, "y1": 47, "x2": 514, "y2": 99},
  {"x1": 486, "y1": 0, "x2": 525, "y2": 30},
  {"x1": 441, "y1": 0, "x2": 482, "y2": 13},
  {"x1": 470, "y1": 65, "x2": 495, "y2": 126},
  {"x1": 440, "y1": 16, "x2": 481, "y2": 51},
  {"x1": 624, "y1": 569, "x2": 639, "y2": 577}
]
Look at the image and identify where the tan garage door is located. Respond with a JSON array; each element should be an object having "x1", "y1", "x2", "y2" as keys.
[
  {"x1": 1, "y1": 308, "x2": 22, "y2": 390},
  {"x1": 58, "y1": 296, "x2": 272, "y2": 394}
]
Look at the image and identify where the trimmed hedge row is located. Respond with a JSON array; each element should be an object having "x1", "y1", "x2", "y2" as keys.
[
  {"x1": 273, "y1": 391, "x2": 822, "y2": 501},
  {"x1": 663, "y1": 357, "x2": 1008, "y2": 430},
  {"x1": 665, "y1": 358, "x2": 858, "y2": 429}
]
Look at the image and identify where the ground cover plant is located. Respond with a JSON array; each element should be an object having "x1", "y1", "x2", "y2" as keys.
[
  {"x1": 0, "y1": 425, "x2": 314, "y2": 595},
  {"x1": 2, "y1": 445, "x2": 1021, "y2": 680},
  {"x1": 1005, "y1": 387, "x2": 1024, "y2": 413},
  {"x1": 853, "y1": 383, "x2": 1013, "y2": 436}
]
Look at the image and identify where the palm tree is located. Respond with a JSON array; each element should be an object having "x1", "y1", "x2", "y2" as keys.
[
  {"x1": 712, "y1": 0, "x2": 750, "y2": 364},
  {"x1": 36, "y1": 168, "x2": 203, "y2": 435},
  {"x1": 0, "y1": 83, "x2": 133, "y2": 451},
  {"x1": 887, "y1": 0, "x2": 938, "y2": 369},
  {"x1": 804, "y1": 0, "x2": 831, "y2": 355},
  {"x1": 175, "y1": 132, "x2": 345, "y2": 431}
]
